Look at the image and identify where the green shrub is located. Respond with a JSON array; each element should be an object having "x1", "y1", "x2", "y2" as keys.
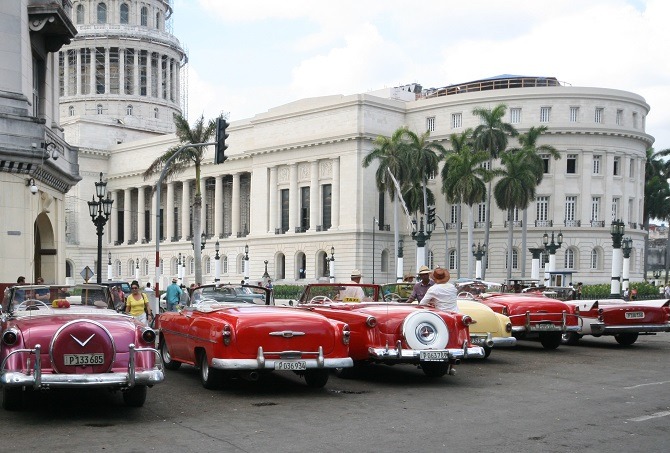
[
  {"x1": 581, "y1": 281, "x2": 660, "y2": 299},
  {"x1": 273, "y1": 285, "x2": 306, "y2": 300}
]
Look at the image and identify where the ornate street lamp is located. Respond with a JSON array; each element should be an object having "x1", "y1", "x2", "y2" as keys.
[
  {"x1": 542, "y1": 230, "x2": 563, "y2": 286},
  {"x1": 107, "y1": 252, "x2": 113, "y2": 281},
  {"x1": 472, "y1": 242, "x2": 487, "y2": 280},
  {"x1": 396, "y1": 237, "x2": 404, "y2": 283},
  {"x1": 244, "y1": 244, "x2": 250, "y2": 283},
  {"x1": 214, "y1": 240, "x2": 221, "y2": 283},
  {"x1": 411, "y1": 217, "x2": 431, "y2": 273},
  {"x1": 177, "y1": 252, "x2": 183, "y2": 284},
  {"x1": 610, "y1": 219, "x2": 625, "y2": 298},
  {"x1": 87, "y1": 172, "x2": 114, "y2": 284},
  {"x1": 329, "y1": 246, "x2": 335, "y2": 283},
  {"x1": 621, "y1": 236, "x2": 633, "y2": 293},
  {"x1": 135, "y1": 257, "x2": 140, "y2": 281},
  {"x1": 262, "y1": 259, "x2": 270, "y2": 287}
]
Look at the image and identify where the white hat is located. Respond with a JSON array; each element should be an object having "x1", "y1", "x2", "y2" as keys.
[
  {"x1": 172, "y1": 277, "x2": 178, "y2": 282},
  {"x1": 350, "y1": 269, "x2": 362, "y2": 278}
]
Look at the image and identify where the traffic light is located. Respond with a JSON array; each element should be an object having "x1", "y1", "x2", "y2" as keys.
[
  {"x1": 427, "y1": 206, "x2": 436, "y2": 225},
  {"x1": 215, "y1": 117, "x2": 229, "y2": 164}
]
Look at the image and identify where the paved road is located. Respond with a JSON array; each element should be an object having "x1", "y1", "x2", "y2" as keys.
[{"x1": 1, "y1": 335, "x2": 668, "y2": 453}]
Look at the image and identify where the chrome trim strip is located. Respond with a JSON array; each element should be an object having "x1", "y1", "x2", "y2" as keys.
[
  {"x1": 590, "y1": 323, "x2": 670, "y2": 335},
  {"x1": 367, "y1": 346, "x2": 485, "y2": 360},
  {"x1": 211, "y1": 356, "x2": 353, "y2": 370}
]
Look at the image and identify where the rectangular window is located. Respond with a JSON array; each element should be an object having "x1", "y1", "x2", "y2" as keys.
[
  {"x1": 536, "y1": 196, "x2": 549, "y2": 221},
  {"x1": 565, "y1": 196, "x2": 576, "y2": 221},
  {"x1": 629, "y1": 158, "x2": 634, "y2": 177},
  {"x1": 151, "y1": 52, "x2": 159, "y2": 98},
  {"x1": 540, "y1": 107, "x2": 551, "y2": 123},
  {"x1": 124, "y1": 49, "x2": 134, "y2": 95},
  {"x1": 109, "y1": 47, "x2": 119, "y2": 95},
  {"x1": 67, "y1": 49, "x2": 76, "y2": 96},
  {"x1": 593, "y1": 155, "x2": 601, "y2": 174},
  {"x1": 566, "y1": 154, "x2": 577, "y2": 174},
  {"x1": 612, "y1": 197, "x2": 620, "y2": 220},
  {"x1": 80, "y1": 48, "x2": 91, "y2": 95},
  {"x1": 591, "y1": 197, "x2": 600, "y2": 221},
  {"x1": 321, "y1": 184, "x2": 332, "y2": 230},
  {"x1": 426, "y1": 116, "x2": 435, "y2": 132},
  {"x1": 281, "y1": 189, "x2": 289, "y2": 233},
  {"x1": 616, "y1": 109, "x2": 623, "y2": 126},
  {"x1": 629, "y1": 198, "x2": 634, "y2": 222},
  {"x1": 451, "y1": 113, "x2": 462, "y2": 129},
  {"x1": 95, "y1": 47, "x2": 105, "y2": 94},
  {"x1": 477, "y1": 203, "x2": 486, "y2": 223},
  {"x1": 139, "y1": 50, "x2": 148, "y2": 96},
  {"x1": 541, "y1": 154, "x2": 550, "y2": 174},
  {"x1": 510, "y1": 108, "x2": 521, "y2": 124},
  {"x1": 633, "y1": 112, "x2": 639, "y2": 128},
  {"x1": 300, "y1": 186, "x2": 310, "y2": 231},
  {"x1": 570, "y1": 106, "x2": 579, "y2": 122},
  {"x1": 594, "y1": 107, "x2": 604, "y2": 123},
  {"x1": 613, "y1": 156, "x2": 620, "y2": 176},
  {"x1": 450, "y1": 205, "x2": 459, "y2": 224}
]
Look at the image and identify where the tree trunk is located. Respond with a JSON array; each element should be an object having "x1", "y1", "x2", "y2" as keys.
[
  {"x1": 193, "y1": 164, "x2": 203, "y2": 286},
  {"x1": 507, "y1": 208, "x2": 514, "y2": 282},
  {"x1": 521, "y1": 208, "x2": 528, "y2": 277},
  {"x1": 467, "y1": 204, "x2": 474, "y2": 278},
  {"x1": 456, "y1": 204, "x2": 462, "y2": 279},
  {"x1": 482, "y1": 172, "x2": 492, "y2": 279}
]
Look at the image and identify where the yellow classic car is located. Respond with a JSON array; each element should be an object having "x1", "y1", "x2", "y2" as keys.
[{"x1": 457, "y1": 298, "x2": 516, "y2": 358}]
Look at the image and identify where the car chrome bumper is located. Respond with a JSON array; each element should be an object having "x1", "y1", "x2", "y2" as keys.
[
  {"x1": 470, "y1": 333, "x2": 517, "y2": 348},
  {"x1": 368, "y1": 340, "x2": 485, "y2": 361},
  {"x1": 491, "y1": 336, "x2": 517, "y2": 347},
  {"x1": 511, "y1": 311, "x2": 580, "y2": 333},
  {"x1": 211, "y1": 346, "x2": 354, "y2": 370},
  {"x1": 0, "y1": 344, "x2": 164, "y2": 389},
  {"x1": 590, "y1": 323, "x2": 670, "y2": 335}
]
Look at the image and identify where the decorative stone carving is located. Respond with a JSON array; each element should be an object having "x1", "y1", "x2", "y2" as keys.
[{"x1": 320, "y1": 160, "x2": 333, "y2": 178}]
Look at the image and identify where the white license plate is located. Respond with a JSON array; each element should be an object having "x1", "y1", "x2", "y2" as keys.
[
  {"x1": 275, "y1": 361, "x2": 307, "y2": 371},
  {"x1": 63, "y1": 353, "x2": 104, "y2": 366},
  {"x1": 625, "y1": 311, "x2": 644, "y2": 319},
  {"x1": 534, "y1": 323, "x2": 560, "y2": 331},
  {"x1": 420, "y1": 350, "x2": 450, "y2": 361}
]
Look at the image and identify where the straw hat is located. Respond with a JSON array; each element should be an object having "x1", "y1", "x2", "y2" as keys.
[
  {"x1": 432, "y1": 268, "x2": 450, "y2": 284},
  {"x1": 350, "y1": 269, "x2": 362, "y2": 278},
  {"x1": 418, "y1": 265, "x2": 431, "y2": 275}
]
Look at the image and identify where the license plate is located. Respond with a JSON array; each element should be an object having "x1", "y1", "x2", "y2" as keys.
[
  {"x1": 275, "y1": 361, "x2": 307, "y2": 371},
  {"x1": 63, "y1": 353, "x2": 104, "y2": 366},
  {"x1": 625, "y1": 311, "x2": 644, "y2": 319},
  {"x1": 534, "y1": 323, "x2": 560, "y2": 331},
  {"x1": 470, "y1": 337, "x2": 486, "y2": 345},
  {"x1": 420, "y1": 350, "x2": 450, "y2": 361}
]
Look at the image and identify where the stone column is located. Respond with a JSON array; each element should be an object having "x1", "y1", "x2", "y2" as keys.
[
  {"x1": 110, "y1": 190, "x2": 118, "y2": 244},
  {"x1": 76, "y1": 48, "x2": 82, "y2": 95},
  {"x1": 231, "y1": 173, "x2": 240, "y2": 236},
  {"x1": 137, "y1": 186, "x2": 146, "y2": 242},
  {"x1": 332, "y1": 157, "x2": 340, "y2": 229},
  {"x1": 199, "y1": 177, "x2": 206, "y2": 234},
  {"x1": 89, "y1": 47, "x2": 96, "y2": 95},
  {"x1": 104, "y1": 47, "x2": 110, "y2": 94},
  {"x1": 309, "y1": 160, "x2": 319, "y2": 231},
  {"x1": 146, "y1": 51, "x2": 152, "y2": 98},
  {"x1": 214, "y1": 175, "x2": 223, "y2": 238},
  {"x1": 166, "y1": 181, "x2": 175, "y2": 241},
  {"x1": 150, "y1": 189, "x2": 158, "y2": 242},
  {"x1": 134, "y1": 49, "x2": 139, "y2": 95},
  {"x1": 182, "y1": 179, "x2": 190, "y2": 239},
  {"x1": 63, "y1": 51, "x2": 69, "y2": 97},
  {"x1": 289, "y1": 164, "x2": 298, "y2": 232},
  {"x1": 123, "y1": 188, "x2": 132, "y2": 244},
  {"x1": 157, "y1": 54, "x2": 164, "y2": 99},
  {"x1": 268, "y1": 167, "x2": 277, "y2": 233},
  {"x1": 119, "y1": 48, "x2": 125, "y2": 95}
]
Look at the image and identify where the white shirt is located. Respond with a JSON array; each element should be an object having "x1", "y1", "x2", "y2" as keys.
[{"x1": 419, "y1": 283, "x2": 458, "y2": 312}]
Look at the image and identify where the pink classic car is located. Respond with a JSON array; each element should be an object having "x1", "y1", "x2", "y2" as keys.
[
  {"x1": 562, "y1": 298, "x2": 670, "y2": 345},
  {"x1": 294, "y1": 283, "x2": 485, "y2": 378},
  {"x1": 155, "y1": 283, "x2": 353, "y2": 389},
  {"x1": 473, "y1": 292, "x2": 581, "y2": 350},
  {"x1": 1, "y1": 284, "x2": 163, "y2": 410}
]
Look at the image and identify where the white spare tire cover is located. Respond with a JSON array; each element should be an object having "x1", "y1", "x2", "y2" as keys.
[{"x1": 402, "y1": 311, "x2": 449, "y2": 350}]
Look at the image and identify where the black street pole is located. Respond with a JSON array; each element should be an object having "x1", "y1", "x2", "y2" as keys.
[{"x1": 88, "y1": 172, "x2": 113, "y2": 284}]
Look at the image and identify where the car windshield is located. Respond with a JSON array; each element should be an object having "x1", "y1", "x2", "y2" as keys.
[
  {"x1": 3, "y1": 284, "x2": 115, "y2": 312},
  {"x1": 300, "y1": 284, "x2": 381, "y2": 304},
  {"x1": 192, "y1": 285, "x2": 268, "y2": 306}
]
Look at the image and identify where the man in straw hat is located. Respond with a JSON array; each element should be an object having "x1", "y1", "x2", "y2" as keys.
[
  {"x1": 419, "y1": 267, "x2": 458, "y2": 312},
  {"x1": 165, "y1": 276, "x2": 182, "y2": 311},
  {"x1": 338, "y1": 269, "x2": 366, "y2": 301},
  {"x1": 406, "y1": 265, "x2": 434, "y2": 303}
]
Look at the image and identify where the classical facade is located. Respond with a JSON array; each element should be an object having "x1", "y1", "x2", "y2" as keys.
[{"x1": 0, "y1": 0, "x2": 80, "y2": 285}]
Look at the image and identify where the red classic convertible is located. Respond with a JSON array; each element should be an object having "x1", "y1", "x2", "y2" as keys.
[
  {"x1": 473, "y1": 292, "x2": 581, "y2": 349},
  {"x1": 1, "y1": 284, "x2": 163, "y2": 410},
  {"x1": 562, "y1": 298, "x2": 670, "y2": 345},
  {"x1": 155, "y1": 283, "x2": 353, "y2": 389},
  {"x1": 294, "y1": 283, "x2": 485, "y2": 378}
]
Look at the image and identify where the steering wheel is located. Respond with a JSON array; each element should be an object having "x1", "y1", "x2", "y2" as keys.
[
  {"x1": 458, "y1": 291, "x2": 476, "y2": 300},
  {"x1": 16, "y1": 299, "x2": 50, "y2": 311},
  {"x1": 309, "y1": 296, "x2": 333, "y2": 305},
  {"x1": 384, "y1": 292, "x2": 402, "y2": 302}
]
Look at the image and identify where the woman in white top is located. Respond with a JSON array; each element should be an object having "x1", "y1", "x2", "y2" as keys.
[{"x1": 419, "y1": 267, "x2": 458, "y2": 312}]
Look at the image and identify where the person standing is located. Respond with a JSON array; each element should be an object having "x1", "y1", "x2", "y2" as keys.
[
  {"x1": 165, "y1": 277, "x2": 182, "y2": 311},
  {"x1": 576, "y1": 282, "x2": 583, "y2": 300},
  {"x1": 125, "y1": 280, "x2": 153, "y2": 325},
  {"x1": 144, "y1": 282, "x2": 157, "y2": 316},
  {"x1": 338, "y1": 269, "x2": 366, "y2": 301},
  {"x1": 419, "y1": 268, "x2": 458, "y2": 312},
  {"x1": 34, "y1": 277, "x2": 50, "y2": 302},
  {"x1": 406, "y1": 266, "x2": 434, "y2": 303}
]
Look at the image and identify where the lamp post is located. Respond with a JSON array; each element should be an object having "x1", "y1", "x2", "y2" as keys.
[
  {"x1": 135, "y1": 257, "x2": 140, "y2": 281},
  {"x1": 396, "y1": 237, "x2": 404, "y2": 283},
  {"x1": 107, "y1": 252, "x2": 113, "y2": 281},
  {"x1": 262, "y1": 260, "x2": 270, "y2": 287},
  {"x1": 435, "y1": 214, "x2": 448, "y2": 279},
  {"x1": 87, "y1": 172, "x2": 114, "y2": 284},
  {"x1": 472, "y1": 242, "x2": 487, "y2": 280},
  {"x1": 411, "y1": 217, "x2": 431, "y2": 273},
  {"x1": 372, "y1": 216, "x2": 377, "y2": 284},
  {"x1": 214, "y1": 240, "x2": 221, "y2": 283},
  {"x1": 329, "y1": 246, "x2": 335, "y2": 283},
  {"x1": 610, "y1": 219, "x2": 625, "y2": 298},
  {"x1": 653, "y1": 269, "x2": 661, "y2": 285},
  {"x1": 244, "y1": 244, "x2": 250, "y2": 283},
  {"x1": 621, "y1": 236, "x2": 633, "y2": 293},
  {"x1": 177, "y1": 253, "x2": 182, "y2": 285},
  {"x1": 528, "y1": 247, "x2": 544, "y2": 281},
  {"x1": 542, "y1": 230, "x2": 563, "y2": 286}
]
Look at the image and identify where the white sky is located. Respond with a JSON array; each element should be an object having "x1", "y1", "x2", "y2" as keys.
[{"x1": 173, "y1": 0, "x2": 670, "y2": 150}]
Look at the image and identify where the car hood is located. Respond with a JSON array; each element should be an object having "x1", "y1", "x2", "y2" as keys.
[
  {"x1": 457, "y1": 299, "x2": 507, "y2": 335},
  {"x1": 481, "y1": 294, "x2": 570, "y2": 315}
]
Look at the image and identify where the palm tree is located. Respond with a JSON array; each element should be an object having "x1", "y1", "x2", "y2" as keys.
[
  {"x1": 494, "y1": 150, "x2": 540, "y2": 281},
  {"x1": 363, "y1": 127, "x2": 412, "y2": 201},
  {"x1": 472, "y1": 104, "x2": 518, "y2": 278},
  {"x1": 403, "y1": 129, "x2": 446, "y2": 215},
  {"x1": 143, "y1": 113, "x2": 216, "y2": 286},
  {"x1": 441, "y1": 130, "x2": 494, "y2": 278},
  {"x1": 512, "y1": 126, "x2": 560, "y2": 276},
  {"x1": 644, "y1": 147, "x2": 670, "y2": 279}
]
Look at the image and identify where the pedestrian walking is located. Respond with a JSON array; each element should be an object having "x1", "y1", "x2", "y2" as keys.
[{"x1": 165, "y1": 277, "x2": 182, "y2": 311}]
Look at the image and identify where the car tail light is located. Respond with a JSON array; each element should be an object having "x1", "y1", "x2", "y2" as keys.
[
  {"x1": 505, "y1": 322, "x2": 512, "y2": 333},
  {"x1": 342, "y1": 324, "x2": 350, "y2": 345},
  {"x1": 365, "y1": 316, "x2": 377, "y2": 328},
  {"x1": 598, "y1": 308, "x2": 604, "y2": 322},
  {"x1": 2, "y1": 329, "x2": 18, "y2": 346},
  {"x1": 502, "y1": 307, "x2": 509, "y2": 316},
  {"x1": 141, "y1": 328, "x2": 156, "y2": 344},
  {"x1": 222, "y1": 324, "x2": 232, "y2": 346},
  {"x1": 461, "y1": 315, "x2": 475, "y2": 326}
]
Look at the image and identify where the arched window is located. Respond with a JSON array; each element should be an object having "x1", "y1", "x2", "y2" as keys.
[
  {"x1": 126, "y1": 104, "x2": 133, "y2": 115},
  {"x1": 380, "y1": 249, "x2": 389, "y2": 273},
  {"x1": 140, "y1": 6, "x2": 148, "y2": 26},
  {"x1": 427, "y1": 250, "x2": 434, "y2": 269},
  {"x1": 237, "y1": 255, "x2": 244, "y2": 274},
  {"x1": 66, "y1": 260, "x2": 74, "y2": 278},
  {"x1": 155, "y1": 12, "x2": 161, "y2": 29},
  {"x1": 97, "y1": 2, "x2": 107, "y2": 24},
  {"x1": 565, "y1": 248, "x2": 575, "y2": 269},
  {"x1": 448, "y1": 250, "x2": 457, "y2": 270},
  {"x1": 97, "y1": 104, "x2": 103, "y2": 114},
  {"x1": 276, "y1": 253, "x2": 286, "y2": 280},
  {"x1": 172, "y1": 258, "x2": 179, "y2": 275},
  {"x1": 142, "y1": 259, "x2": 149, "y2": 276},
  {"x1": 222, "y1": 256, "x2": 228, "y2": 274},
  {"x1": 76, "y1": 4, "x2": 85, "y2": 24},
  {"x1": 204, "y1": 256, "x2": 211, "y2": 274},
  {"x1": 505, "y1": 249, "x2": 519, "y2": 269},
  {"x1": 188, "y1": 257, "x2": 194, "y2": 275},
  {"x1": 127, "y1": 260, "x2": 134, "y2": 276},
  {"x1": 590, "y1": 249, "x2": 599, "y2": 270},
  {"x1": 68, "y1": 105, "x2": 74, "y2": 116},
  {"x1": 115, "y1": 260, "x2": 121, "y2": 278},
  {"x1": 120, "y1": 3, "x2": 129, "y2": 24},
  {"x1": 153, "y1": 107, "x2": 159, "y2": 118}
]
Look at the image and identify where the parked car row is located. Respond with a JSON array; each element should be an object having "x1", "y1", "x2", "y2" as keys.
[{"x1": 2, "y1": 279, "x2": 669, "y2": 411}]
